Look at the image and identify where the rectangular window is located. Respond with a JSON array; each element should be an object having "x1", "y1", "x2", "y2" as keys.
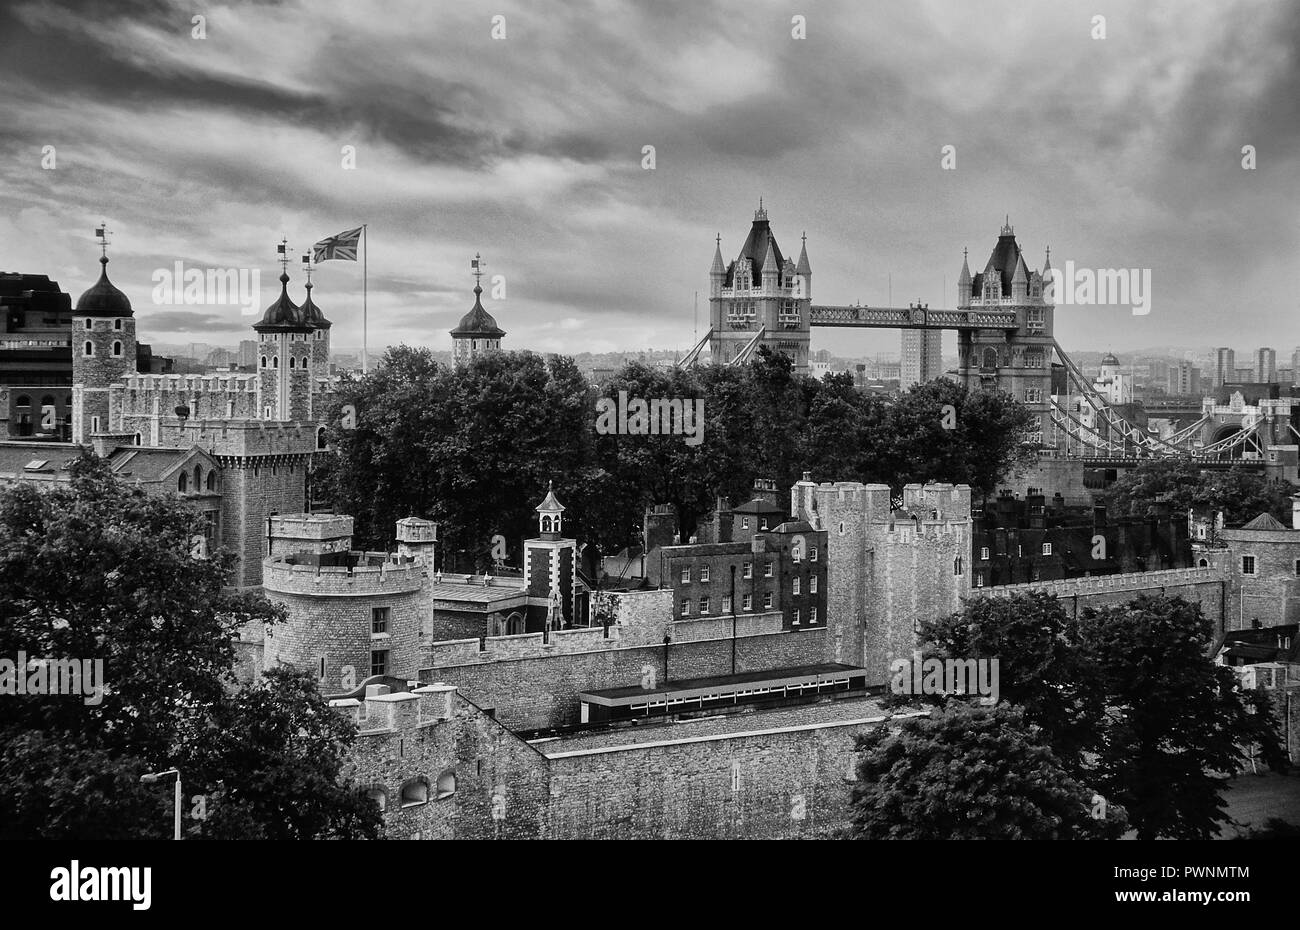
[
  {"x1": 1041, "y1": 543, "x2": 1052, "y2": 556},
  {"x1": 1294, "y1": 559, "x2": 1300, "y2": 577},
  {"x1": 741, "y1": 518, "x2": 750, "y2": 529},
  {"x1": 370, "y1": 649, "x2": 388, "y2": 677},
  {"x1": 742, "y1": 593, "x2": 753, "y2": 611},
  {"x1": 699, "y1": 596, "x2": 710, "y2": 615},
  {"x1": 792, "y1": 577, "x2": 801, "y2": 595},
  {"x1": 700, "y1": 566, "x2": 710, "y2": 582},
  {"x1": 810, "y1": 547, "x2": 818, "y2": 562},
  {"x1": 793, "y1": 608, "x2": 801, "y2": 626},
  {"x1": 1242, "y1": 556, "x2": 1256, "y2": 575},
  {"x1": 764, "y1": 561, "x2": 774, "y2": 577},
  {"x1": 975, "y1": 572, "x2": 985, "y2": 588},
  {"x1": 372, "y1": 606, "x2": 389, "y2": 635},
  {"x1": 810, "y1": 576, "x2": 818, "y2": 594},
  {"x1": 954, "y1": 557, "x2": 963, "y2": 576},
  {"x1": 721, "y1": 595, "x2": 732, "y2": 613},
  {"x1": 317, "y1": 657, "x2": 326, "y2": 681},
  {"x1": 810, "y1": 607, "x2": 818, "y2": 624},
  {"x1": 763, "y1": 592, "x2": 773, "y2": 609},
  {"x1": 680, "y1": 568, "x2": 690, "y2": 584},
  {"x1": 91, "y1": 415, "x2": 100, "y2": 433},
  {"x1": 681, "y1": 598, "x2": 691, "y2": 616},
  {"x1": 792, "y1": 547, "x2": 801, "y2": 563},
  {"x1": 743, "y1": 562, "x2": 753, "y2": 579},
  {"x1": 980, "y1": 546, "x2": 990, "y2": 560}
]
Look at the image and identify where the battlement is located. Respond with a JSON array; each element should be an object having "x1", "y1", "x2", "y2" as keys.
[
  {"x1": 331, "y1": 683, "x2": 456, "y2": 733},
  {"x1": 902, "y1": 482, "x2": 973, "y2": 522},
  {"x1": 263, "y1": 551, "x2": 426, "y2": 596},
  {"x1": 973, "y1": 566, "x2": 1216, "y2": 599},
  {"x1": 148, "y1": 417, "x2": 320, "y2": 457},
  {"x1": 269, "y1": 513, "x2": 354, "y2": 557}
]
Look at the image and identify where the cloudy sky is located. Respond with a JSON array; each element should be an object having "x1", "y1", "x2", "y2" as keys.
[{"x1": 2, "y1": 0, "x2": 1298, "y2": 361}]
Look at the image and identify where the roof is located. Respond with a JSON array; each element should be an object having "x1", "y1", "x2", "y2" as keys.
[
  {"x1": 535, "y1": 482, "x2": 565, "y2": 514},
  {"x1": 0, "y1": 442, "x2": 83, "y2": 477},
  {"x1": 254, "y1": 273, "x2": 311, "y2": 332},
  {"x1": 105, "y1": 446, "x2": 211, "y2": 482},
  {"x1": 425, "y1": 579, "x2": 528, "y2": 605},
  {"x1": 732, "y1": 497, "x2": 786, "y2": 515},
  {"x1": 300, "y1": 282, "x2": 332, "y2": 329},
  {"x1": 1240, "y1": 513, "x2": 1288, "y2": 532},
  {"x1": 1100, "y1": 352, "x2": 1120, "y2": 366},
  {"x1": 578, "y1": 663, "x2": 867, "y2": 704},
  {"x1": 725, "y1": 210, "x2": 786, "y2": 288},
  {"x1": 971, "y1": 229, "x2": 1027, "y2": 297},
  {"x1": 450, "y1": 285, "x2": 505, "y2": 337},
  {"x1": 75, "y1": 257, "x2": 132, "y2": 317}
]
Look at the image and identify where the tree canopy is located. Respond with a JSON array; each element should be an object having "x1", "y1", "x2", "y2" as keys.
[
  {"x1": 1102, "y1": 459, "x2": 1295, "y2": 526},
  {"x1": 0, "y1": 454, "x2": 380, "y2": 840},
  {"x1": 324, "y1": 346, "x2": 1037, "y2": 562}
]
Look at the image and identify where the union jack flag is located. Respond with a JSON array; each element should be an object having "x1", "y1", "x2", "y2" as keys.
[{"x1": 312, "y1": 226, "x2": 363, "y2": 263}]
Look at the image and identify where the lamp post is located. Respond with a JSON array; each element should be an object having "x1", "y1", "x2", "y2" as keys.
[{"x1": 141, "y1": 768, "x2": 182, "y2": 840}]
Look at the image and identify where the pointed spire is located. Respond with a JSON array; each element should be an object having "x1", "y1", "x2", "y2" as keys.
[
  {"x1": 796, "y1": 231, "x2": 811, "y2": 275},
  {"x1": 957, "y1": 247, "x2": 971, "y2": 285},
  {"x1": 761, "y1": 239, "x2": 779, "y2": 275},
  {"x1": 1012, "y1": 250, "x2": 1029, "y2": 283},
  {"x1": 1042, "y1": 245, "x2": 1052, "y2": 276},
  {"x1": 710, "y1": 234, "x2": 725, "y2": 275}
]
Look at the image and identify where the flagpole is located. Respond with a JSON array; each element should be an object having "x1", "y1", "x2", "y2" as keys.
[{"x1": 362, "y1": 224, "x2": 368, "y2": 373}]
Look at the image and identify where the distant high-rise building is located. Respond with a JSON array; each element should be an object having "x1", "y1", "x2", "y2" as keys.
[
  {"x1": 1233, "y1": 367, "x2": 1253, "y2": 382},
  {"x1": 1213, "y1": 347, "x2": 1235, "y2": 387},
  {"x1": 900, "y1": 329, "x2": 942, "y2": 387},
  {"x1": 1291, "y1": 348, "x2": 1300, "y2": 385},
  {"x1": 1167, "y1": 362, "x2": 1201, "y2": 396},
  {"x1": 238, "y1": 339, "x2": 257, "y2": 367},
  {"x1": 1254, "y1": 347, "x2": 1277, "y2": 383}
]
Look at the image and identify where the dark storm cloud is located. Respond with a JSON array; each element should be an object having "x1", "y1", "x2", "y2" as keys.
[{"x1": 2, "y1": 0, "x2": 1298, "y2": 358}]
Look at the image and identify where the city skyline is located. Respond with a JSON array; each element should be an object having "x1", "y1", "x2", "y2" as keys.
[{"x1": 3, "y1": 0, "x2": 1299, "y2": 360}]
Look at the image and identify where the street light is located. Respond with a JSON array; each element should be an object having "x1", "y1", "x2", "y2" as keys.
[{"x1": 140, "y1": 768, "x2": 182, "y2": 840}]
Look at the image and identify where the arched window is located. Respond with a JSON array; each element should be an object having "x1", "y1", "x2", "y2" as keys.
[
  {"x1": 134, "y1": 432, "x2": 142, "y2": 446},
  {"x1": 367, "y1": 786, "x2": 387, "y2": 812},
  {"x1": 260, "y1": 356, "x2": 267, "y2": 368},
  {"x1": 982, "y1": 347, "x2": 997, "y2": 369},
  {"x1": 85, "y1": 319, "x2": 92, "y2": 329},
  {"x1": 435, "y1": 770, "x2": 456, "y2": 800},
  {"x1": 289, "y1": 357, "x2": 296, "y2": 369},
  {"x1": 400, "y1": 777, "x2": 430, "y2": 808},
  {"x1": 316, "y1": 426, "x2": 327, "y2": 450},
  {"x1": 541, "y1": 516, "x2": 552, "y2": 533},
  {"x1": 1198, "y1": 558, "x2": 1209, "y2": 568},
  {"x1": 112, "y1": 341, "x2": 122, "y2": 356},
  {"x1": 193, "y1": 465, "x2": 202, "y2": 490},
  {"x1": 15, "y1": 395, "x2": 30, "y2": 408},
  {"x1": 206, "y1": 470, "x2": 216, "y2": 491},
  {"x1": 272, "y1": 357, "x2": 279, "y2": 369},
  {"x1": 178, "y1": 472, "x2": 188, "y2": 492},
  {"x1": 113, "y1": 319, "x2": 122, "y2": 330},
  {"x1": 84, "y1": 341, "x2": 94, "y2": 357}
]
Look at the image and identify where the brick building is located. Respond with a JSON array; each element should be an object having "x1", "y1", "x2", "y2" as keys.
[{"x1": 972, "y1": 489, "x2": 1190, "y2": 589}]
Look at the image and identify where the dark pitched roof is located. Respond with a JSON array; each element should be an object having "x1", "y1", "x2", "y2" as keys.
[
  {"x1": 725, "y1": 215, "x2": 786, "y2": 288},
  {"x1": 75, "y1": 257, "x2": 132, "y2": 317},
  {"x1": 1240, "y1": 513, "x2": 1288, "y2": 531},
  {"x1": 971, "y1": 232, "x2": 1023, "y2": 297},
  {"x1": 450, "y1": 285, "x2": 505, "y2": 337},
  {"x1": 733, "y1": 497, "x2": 786, "y2": 515},
  {"x1": 0, "y1": 442, "x2": 83, "y2": 477},
  {"x1": 105, "y1": 446, "x2": 206, "y2": 482}
]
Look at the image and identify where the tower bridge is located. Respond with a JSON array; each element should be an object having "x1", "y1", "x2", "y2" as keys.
[{"x1": 683, "y1": 205, "x2": 1297, "y2": 478}]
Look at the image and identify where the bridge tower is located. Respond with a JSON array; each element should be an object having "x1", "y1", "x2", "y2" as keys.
[
  {"x1": 955, "y1": 220, "x2": 1055, "y2": 443},
  {"x1": 708, "y1": 202, "x2": 811, "y2": 369}
]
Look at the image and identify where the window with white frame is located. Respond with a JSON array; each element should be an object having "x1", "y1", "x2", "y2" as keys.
[
  {"x1": 680, "y1": 568, "x2": 690, "y2": 584},
  {"x1": 763, "y1": 592, "x2": 773, "y2": 609},
  {"x1": 792, "y1": 577, "x2": 801, "y2": 595},
  {"x1": 1042, "y1": 543, "x2": 1052, "y2": 556},
  {"x1": 764, "y1": 562, "x2": 774, "y2": 577},
  {"x1": 810, "y1": 576, "x2": 817, "y2": 594},
  {"x1": 743, "y1": 562, "x2": 752, "y2": 579},
  {"x1": 700, "y1": 566, "x2": 710, "y2": 583},
  {"x1": 680, "y1": 598, "x2": 691, "y2": 615},
  {"x1": 980, "y1": 546, "x2": 990, "y2": 560},
  {"x1": 699, "y1": 596, "x2": 710, "y2": 615},
  {"x1": 1242, "y1": 555, "x2": 1256, "y2": 575},
  {"x1": 742, "y1": 593, "x2": 753, "y2": 611}
]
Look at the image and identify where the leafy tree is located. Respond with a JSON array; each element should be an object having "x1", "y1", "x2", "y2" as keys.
[
  {"x1": 847, "y1": 702, "x2": 1125, "y2": 839},
  {"x1": 1103, "y1": 459, "x2": 1295, "y2": 526},
  {"x1": 0, "y1": 453, "x2": 380, "y2": 840},
  {"x1": 918, "y1": 591, "x2": 1105, "y2": 773},
  {"x1": 1076, "y1": 594, "x2": 1287, "y2": 840}
]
